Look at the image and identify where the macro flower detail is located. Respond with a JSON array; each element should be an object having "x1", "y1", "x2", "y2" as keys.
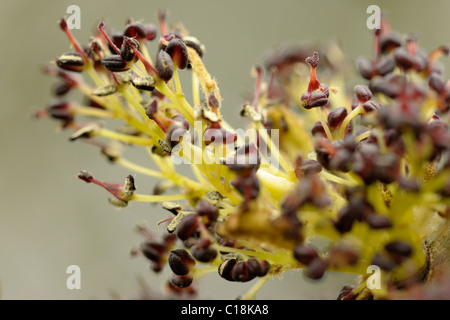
[{"x1": 37, "y1": 10, "x2": 450, "y2": 300}]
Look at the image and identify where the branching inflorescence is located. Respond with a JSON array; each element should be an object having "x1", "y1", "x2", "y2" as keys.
[{"x1": 37, "y1": 11, "x2": 450, "y2": 299}]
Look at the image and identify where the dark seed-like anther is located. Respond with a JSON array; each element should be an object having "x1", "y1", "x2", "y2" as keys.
[
  {"x1": 166, "y1": 38, "x2": 189, "y2": 70},
  {"x1": 155, "y1": 50, "x2": 174, "y2": 81},
  {"x1": 56, "y1": 52, "x2": 85, "y2": 72},
  {"x1": 168, "y1": 249, "x2": 196, "y2": 276}
]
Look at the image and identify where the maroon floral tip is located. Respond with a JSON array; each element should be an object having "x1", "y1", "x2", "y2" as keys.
[{"x1": 305, "y1": 52, "x2": 320, "y2": 69}]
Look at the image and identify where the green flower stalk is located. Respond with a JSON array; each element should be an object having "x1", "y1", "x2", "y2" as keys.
[{"x1": 37, "y1": 11, "x2": 450, "y2": 299}]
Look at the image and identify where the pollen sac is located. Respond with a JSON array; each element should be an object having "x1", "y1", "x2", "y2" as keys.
[
  {"x1": 208, "y1": 91, "x2": 221, "y2": 109},
  {"x1": 170, "y1": 274, "x2": 193, "y2": 288},
  {"x1": 69, "y1": 123, "x2": 100, "y2": 141},
  {"x1": 371, "y1": 253, "x2": 397, "y2": 271},
  {"x1": 356, "y1": 56, "x2": 395, "y2": 80},
  {"x1": 53, "y1": 81, "x2": 74, "y2": 96},
  {"x1": 196, "y1": 200, "x2": 219, "y2": 223},
  {"x1": 354, "y1": 85, "x2": 372, "y2": 103},
  {"x1": 101, "y1": 55, "x2": 129, "y2": 72},
  {"x1": 327, "y1": 107, "x2": 348, "y2": 128},
  {"x1": 337, "y1": 285, "x2": 357, "y2": 300},
  {"x1": 190, "y1": 238, "x2": 218, "y2": 263},
  {"x1": 77, "y1": 170, "x2": 93, "y2": 183},
  {"x1": 155, "y1": 50, "x2": 174, "y2": 81},
  {"x1": 366, "y1": 213, "x2": 392, "y2": 230},
  {"x1": 361, "y1": 100, "x2": 381, "y2": 113},
  {"x1": 293, "y1": 244, "x2": 319, "y2": 265},
  {"x1": 132, "y1": 76, "x2": 156, "y2": 91},
  {"x1": 123, "y1": 175, "x2": 136, "y2": 200},
  {"x1": 120, "y1": 37, "x2": 140, "y2": 63},
  {"x1": 165, "y1": 38, "x2": 189, "y2": 69},
  {"x1": 311, "y1": 121, "x2": 326, "y2": 137},
  {"x1": 124, "y1": 23, "x2": 148, "y2": 41},
  {"x1": 45, "y1": 100, "x2": 74, "y2": 125},
  {"x1": 176, "y1": 214, "x2": 200, "y2": 241},
  {"x1": 218, "y1": 259, "x2": 238, "y2": 281},
  {"x1": 231, "y1": 172, "x2": 260, "y2": 200},
  {"x1": 301, "y1": 90, "x2": 329, "y2": 109},
  {"x1": 428, "y1": 72, "x2": 445, "y2": 94},
  {"x1": 168, "y1": 249, "x2": 196, "y2": 276},
  {"x1": 295, "y1": 159, "x2": 322, "y2": 177},
  {"x1": 183, "y1": 36, "x2": 205, "y2": 58},
  {"x1": 140, "y1": 241, "x2": 168, "y2": 272},
  {"x1": 384, "y1": 241, "x2": 413, "y2": 263},
  {"x1": 304, "y1": 257, "x2": 328, "y2": 280},
  {"x1": 328, "y1": 244, "x2": 359, "y2": 268},
  {"x1": 92, "y1": 84, "x2": 117, "y2": 97},
  {"x1": 56, "y1": 52, "x2": 85, "y2": 72},
  {"x1": 141, "y1": 241, "x2": 166, "y2": 262},
  {"x1": 232, "y1": 261, "x2": 254, "y2": 282},
  {"x1": 145, "y1": 100, "x2": 159, "y2": 120}
]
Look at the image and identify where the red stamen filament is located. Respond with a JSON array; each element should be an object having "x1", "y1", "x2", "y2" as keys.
[
  {"x1": 98, "y1": 22, "x2": 121, "y2": 55},
  {"x1": 60, "y1": 18, "x2": 88, "y2": 61}
]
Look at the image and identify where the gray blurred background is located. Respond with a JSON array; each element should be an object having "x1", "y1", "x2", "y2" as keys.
[{"x1": 1, "y1": 0, "x2": 450, "y2": 299}]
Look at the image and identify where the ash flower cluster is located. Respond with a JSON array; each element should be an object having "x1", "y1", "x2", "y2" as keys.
[{"x1": 37, "y1": 11, "x2": 450, "y2": 299}]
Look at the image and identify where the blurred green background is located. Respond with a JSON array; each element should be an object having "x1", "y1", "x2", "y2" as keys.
[{"x1": 1, "y1": 0, "x2": 450, "y2": 299}]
